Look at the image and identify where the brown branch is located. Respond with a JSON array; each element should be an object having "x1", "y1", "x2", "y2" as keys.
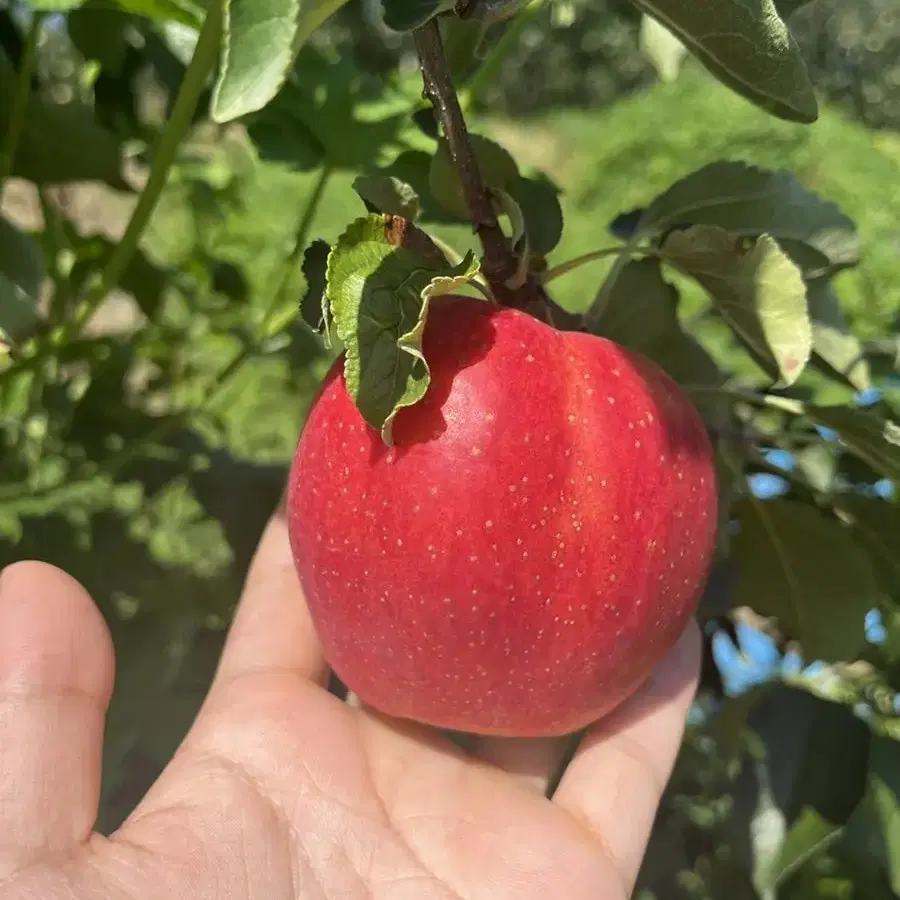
[
  {"x1": 413, "y1": 20, "x2": 507, "y2": 277},
  {"x1": 412, "y1": 17, "x2": 580, "y2": 326}
]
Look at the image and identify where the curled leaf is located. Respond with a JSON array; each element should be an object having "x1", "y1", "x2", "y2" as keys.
[
  {"x1": 353, "y1": 174, "x2": 420, "y2": 220},
  {"x1": 661, "y1": 225, "x2": 811, "y2": 386},
  {"x1": 325, "y1": 214, "x2": 480, "y2": 443}
]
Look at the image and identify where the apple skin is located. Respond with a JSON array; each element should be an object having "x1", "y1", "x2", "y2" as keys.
[{"x1": 287, "y1": 295, "x2": 717, "y2": 737}]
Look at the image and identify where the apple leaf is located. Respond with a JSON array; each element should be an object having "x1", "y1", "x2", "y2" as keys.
[
  {"x1": 245, "y1": 49, "x2": 411, "y2": 172},
  {"x1": 731, "y1": 498, "x2": 885, "y2": 662},
  {"x1": 26, "y1": 0, "x2": 84, "y2": 8},
  {"x1": 804, "y1": 406, "x2": 900, "y2": 485},
  {"x1": 211, "y1": 0, "x2": 351, "y2": 123},
  {"x1": 352, "y1": 175, "x2": 420, "y2": 221},
  {"x1": 300, "y1": 239, "x2": 331, "y2": 339},
  {"x1": 632, "y1": 0, "x2": 817, "y2": 123},
  {"x1": 503, "y1": 174, "x2": 564, "y2": 257},
  {"x1": 380, "y1": 0, "x2": 456, "y2": 32},
  {"x1": 792, "y1": 444, "x2": 836, "y2": 494},
  {"x1": 67, "y1": 4, "x2": 131, "y2": 74},
  {"x1": 595, "y1": 257, "x2": 679, "y2": 351},
  {"x1": 0, "y1": 217, "x2": 44, "y2": 353},
  {"x1": 637, "y1": 161, "x2": 860, "y2": 278},
  {"x1": 0, "y1": 50, "x2": 127, "y2": 189},
  {"x1": 441, "y1": 16, "x2": 491, "y2": 79},
  {"x1": 639, "y1": 13, "x2": 688, "y2": 83},
  {"x1": 595, "y1": 258, "x2": 728, "y2": 429},
  {"x1": 325, "y1": 214, "x2": 479, "y2": 443},
  {"x1": 841, "y1": 736, "x2": 900, "y2": 896},
  {"x1": 806, "y1": 278, "x2": 872, "y2": 393},
  {"x1": 429, "y1": 135, "x2": 519, "y2": 221},
  {"x1": 661, "y1": 225, "x2": 811, "y2": 386},
  {"x1": 730, "y1": 686, "x2": 871, "y2": 894},
  {"x1": 112, "y1": 0, "x2": 205, "y2": 28},
  {"x1": 833, "y1": 495, "x2": 900, "y2": 593}
]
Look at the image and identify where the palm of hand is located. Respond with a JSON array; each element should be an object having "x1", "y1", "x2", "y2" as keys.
[{"x1": 0, "y1": 507, "x2": 699, "y2": 900}]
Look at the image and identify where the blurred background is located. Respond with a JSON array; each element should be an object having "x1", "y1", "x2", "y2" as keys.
[{"x1": 0, "y1": 0, "x2": 898, "y2": 896}]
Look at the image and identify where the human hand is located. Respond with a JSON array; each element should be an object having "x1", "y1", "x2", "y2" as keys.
[{"x1": 0, "y1": 501, "x2": 700, "y2": 900}]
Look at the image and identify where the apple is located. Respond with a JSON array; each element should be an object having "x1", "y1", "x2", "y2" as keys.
[{"x1": 287, "y1": 295, "x2": 717, "y2": 737}]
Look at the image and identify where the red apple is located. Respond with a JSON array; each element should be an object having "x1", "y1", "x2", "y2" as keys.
[{"x1": 287, "y1": 295, "x2": 717, "y2": 737}]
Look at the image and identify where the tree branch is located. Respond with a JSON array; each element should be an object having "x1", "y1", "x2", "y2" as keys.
[
  {"x1": 413, "y1": 20, "x2": 509, "y2": 282},
  {"x1": 412, "y1": 17, "x2": 581, "y2": 327}
]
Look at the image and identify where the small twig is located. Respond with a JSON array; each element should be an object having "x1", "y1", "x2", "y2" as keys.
[
  {"x1": 413, "y1": 20, "x2": 509, "y2": 285},
  {"x1": 412, "y1": 17, "x2": 577, "y2": 325}
]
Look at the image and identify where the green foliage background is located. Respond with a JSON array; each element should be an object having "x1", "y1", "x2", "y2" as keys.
[{"x1": 0, "y1": 0, "x2": 899, "y2": 894}]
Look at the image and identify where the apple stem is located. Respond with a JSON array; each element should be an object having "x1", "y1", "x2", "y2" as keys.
[{"x1": 412, "y1": 18, "x2": 576, "y2": 324}]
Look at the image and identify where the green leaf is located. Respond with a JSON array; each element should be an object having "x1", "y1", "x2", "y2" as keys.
[
  {"x1": 0, "y1": 218, "x2": 44, "y2": 351},
  {"x1": 638, "y1": 161, "x2": 860, "y2": 278},
  {"x1": 353, "y1": 174, "x2": 420, "y2": 220},
  {"x1": 841, "y1": 736, "x2": 900, "y2": 895},
  {"x1": 833, "y1": 495, "x2": 900, "y2": 594},
  {"x1": 114, "y1": 0, "x2": 205, "y2": 27},
  {"x1": 245, "y1": 48, "x2": 411, "y2": 171},
  {"x1": 806, "y1": 279, "x2": 872, "y2": 393},
  {"x1": 429, "y1": 134, "x2": 519, "y2": 221},
  {"x1": 0, "y1": 50, "x2": 127, "y2": 189},
  {"x1": 655, "y1": 330, "x2": 730, "y2": 430},
  {"x1": 440, "y1": 15, "x2": 490, "y2": 80},
  {"x1": 503, "y1": 174, "x2": 564, "y2": 257},
  {"x1": 211, "y1": 0, "x2": 351, "y2": 122},
  {"x1": 632, "y1": 0, "x2": 817, "y2": 123},
  {"x1": 792, "y1": 444, "x2": 836, "y2": 494},
  {"x1": 594, "y1": 258, "x2": 728, "y2": 429},
  {"x1": 733, "y1": 687, "x2": 871, "y2": 894},
  {"x1": 661, "y1": 225, "x2": 811, "y2": 386},
  {"x1": 595, "y1": 257, "x2": 679, "y2": 351},
  {"x1": 381, "y1": 0, "x2": 456, "y2": 32},
  {"x1": 300, "y1": 239, "x2": 330, "y2": 337},
  {"x1": 805, "y1": 406, "x2": 900, "y2": 485},
  {"x1": 732, "y1": 498, "x2": 885, "y2": 662},
  {"x1": 639, "y1": 13, "x2": 688, "y2": 83},
  {"x1": 325, "y1": 214, "x2": 480, "y2": 442},
  {"x1": 27, "y1": 0, "x2": 85, "y2": 8},
  {"x1": 67, "y1": 3, "x2": 132, "y2": 74}
]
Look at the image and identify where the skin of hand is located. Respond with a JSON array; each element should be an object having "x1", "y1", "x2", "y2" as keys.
[{"x1": 0, "y1": 499, "x2": 700, "y2": 900}]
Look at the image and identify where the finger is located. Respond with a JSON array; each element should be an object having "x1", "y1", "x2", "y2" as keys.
[
  {"x1": 553, "y1": 620, "x2": 701, "y2": 894},
  {"x1": 211, "y1": 495, "x2": 328, "y2": 690},
  {"x1": 466, "y1": 736, "x2": 574, "y2": 795},
  {"x1": 0, "y1": 561, "x2": 114, "y2": 874}
]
